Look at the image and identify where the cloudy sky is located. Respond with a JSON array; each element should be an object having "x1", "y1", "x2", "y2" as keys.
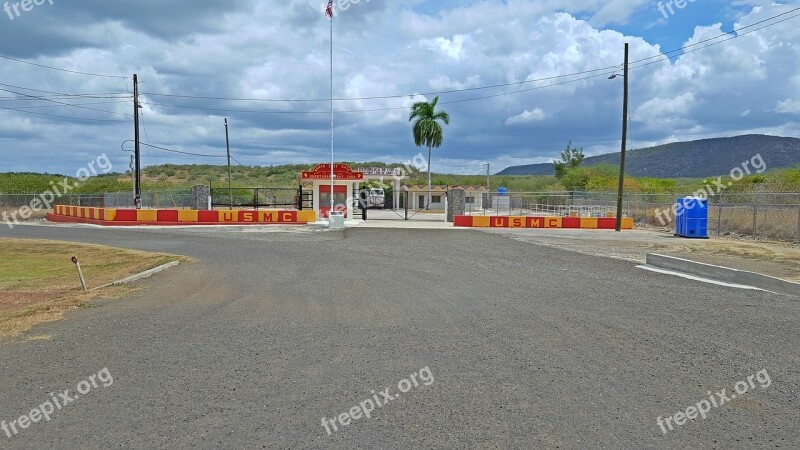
[{"x1": 0, "y1": 0, "x2": 798, "y2": 175}]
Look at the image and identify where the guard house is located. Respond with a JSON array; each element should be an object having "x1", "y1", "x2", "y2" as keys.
[{"x1": 301, "y1": 163, "x2": 364, "y2": 219}]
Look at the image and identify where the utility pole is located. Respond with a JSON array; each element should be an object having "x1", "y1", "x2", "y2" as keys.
[
  {"x1": 225, "y1": 118, "x2": 232, "y2": 210},
  {"x1": 129, "y1": 155, "x2": 135, "y2": 200},
  {"x1": 483, "y1": 163, "x2": 490, "y2": 189},
  {"x1": 615, "y1": 43, "x2": 629, "y2": 232},
  {"x1": 133, "y1": 74, "x2": 142, "y2": 209}
]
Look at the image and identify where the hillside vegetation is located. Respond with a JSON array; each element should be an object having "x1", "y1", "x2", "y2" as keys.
[
  {"x1": 498, "y1": 134, "x2": 800, "y2": 178},
  {"x1": 3, "y1": 157, "x2": 800, "y2": 196}
]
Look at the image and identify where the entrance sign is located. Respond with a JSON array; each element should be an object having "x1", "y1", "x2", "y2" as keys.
[
  {"x1": 301, "y1": 164, "x2": 364, "y2": 181},
  {"x1": 301, "y1": 163, "x2": 365, "y2": 220}
]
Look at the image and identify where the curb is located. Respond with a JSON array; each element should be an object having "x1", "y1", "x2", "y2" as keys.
[
  {"x1": 91, "y1": 261, "x2": 181, "y2": 290},
  {"x1": 644, "y1": 253, "x2": 800, "y2": 297}
]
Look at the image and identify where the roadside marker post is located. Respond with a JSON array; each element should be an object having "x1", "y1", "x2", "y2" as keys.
[{"x1": 71, "y1": 256, "x2": 88, "y2": 291}]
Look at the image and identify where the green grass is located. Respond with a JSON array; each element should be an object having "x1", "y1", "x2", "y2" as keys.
[{"x1": 0, "y1": 238, "x2": 185, "y2": 337}]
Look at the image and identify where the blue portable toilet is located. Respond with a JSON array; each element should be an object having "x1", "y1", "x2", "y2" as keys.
[
  {"x1": 675, "y1": 197, "x2": 709, "y2": 238},
  {"x1": 497, "y1": 187, "x2": 508, "y2": 196}
]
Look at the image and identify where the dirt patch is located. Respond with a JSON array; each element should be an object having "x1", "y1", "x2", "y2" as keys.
[
  {"x1": 0, "y1": 291, "x2": 68, "y2": 312},
  {"x1": 483, "y1": 228, "x2": 800, "y2": 282}
]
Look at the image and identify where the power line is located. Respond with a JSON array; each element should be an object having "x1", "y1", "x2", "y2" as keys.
[
  {"x1": 0, "y1": 54, "x2": 129, "y2": 79},
  {"x1": 141, "y1": 64, "x2": 619, "y2": 103},
  {"x1": 10, "y1": 100, "x2": 133, "y2": 109},
  {"x1": 0, "y1": 105, "x2": 127, "y2": 122},
  {"x1": 630, "y1": 10, "x2": 800, "y2": 71},
  {"x1": 0, "y1": 87, "x2": 134, "y2": 117},
  {"x1": 634, "y1": 7, "x2": 800, "y2": 65},
  {"x1": 140, "y1": 142, "x2": 228, "y2": 158},
  {"x1": 0, "y1": 82, "x2": 131, "y2": 98},
  {"x1": 0, "y1": 95, "x2": 132, "y2": 101}
]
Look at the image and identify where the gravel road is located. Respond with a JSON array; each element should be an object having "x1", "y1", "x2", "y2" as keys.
[{"x1": 0, "y1": 224, "x2": 797, "y2": 449}]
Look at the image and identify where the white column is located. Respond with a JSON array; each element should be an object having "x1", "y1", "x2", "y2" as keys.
[
  {"x1": 394, "y1": 180, "x2": 400, "y2": 210},
  {"x1": 312, "y1": 181, "x2": 320, "y2": 216}
]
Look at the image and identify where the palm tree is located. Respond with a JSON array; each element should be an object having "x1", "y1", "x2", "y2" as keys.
[{"x1": 409, "y1": 96, "x2": 450, "y2": 209}]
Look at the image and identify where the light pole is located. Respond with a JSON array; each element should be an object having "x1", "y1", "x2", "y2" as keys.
[
  {"x1": 609, "y1": 43, "x2": 629, "y2": 232},
  {"x1": 224, "y1": 118, "x2": 232, "y2": 210},
  {"x1": 482, "y1": 163, "x2": 490, "y2": 189}
]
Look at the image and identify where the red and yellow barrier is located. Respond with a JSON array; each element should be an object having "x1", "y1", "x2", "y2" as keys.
[
  {"x1": 454, "y1": 215, "x2": 633, "y2": 230},
  {"x1": 48, "y1": 207, "x2": 316, "y2": 226}
]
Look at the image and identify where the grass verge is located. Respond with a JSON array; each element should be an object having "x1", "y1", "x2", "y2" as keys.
[{"x1": 0, "y1": 238, "x2": 186, "y2": 338}]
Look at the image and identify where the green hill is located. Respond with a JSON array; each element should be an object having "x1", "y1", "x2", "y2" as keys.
[{"x1": 498, "y1": 135, "x2": 800, "y2": 178}]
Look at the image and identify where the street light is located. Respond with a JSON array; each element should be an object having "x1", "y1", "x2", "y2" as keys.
[{"x1": 609, "y1": 43, "x2": 629, "y2": 232}]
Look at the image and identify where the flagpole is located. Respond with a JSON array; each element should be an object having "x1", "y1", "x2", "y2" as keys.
[{"x1": 329, "y1": 5, "x2": 335, "y2": 215}]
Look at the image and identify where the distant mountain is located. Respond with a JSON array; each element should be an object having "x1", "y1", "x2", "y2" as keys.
[{"x1": 497, "y1": 135, "x2": 800, "y2": 178}]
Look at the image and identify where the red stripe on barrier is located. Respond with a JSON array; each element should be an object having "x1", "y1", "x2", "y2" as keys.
[
  {"x1": 561, "y1": 217, "x2": 581, "y2": 229},
  {"x1": 490, "y1": 216, "x2": 510, "y2": 228},
  {"x1": 115, "y1": 209, "x2": 137, "y2": 221},
  {"x1": 198, "y1": 210, "x2": 218, "y2": 223},
  {"x1": 526, "y1": 217, "x2": 545, "y2": 228},
  {"x1": 597, "y1": 218, "x2": 616, "y2": 230},
  {"x1": 453, "y1": 216, "x2": 473, "y2": 227},
  {"x1": 157, "y1": 210, "x2": 179, "y2": 222},
  {"x1": 279, "y1": 211, "x2": 298, "y2": 223}
]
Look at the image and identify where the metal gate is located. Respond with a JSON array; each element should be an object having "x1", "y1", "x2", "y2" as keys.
[{"x1": 210, "y1": 186, "x2": 300, "y2": 210}]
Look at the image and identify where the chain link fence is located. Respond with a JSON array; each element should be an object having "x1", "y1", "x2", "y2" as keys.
[
  {"x1": 4, "y1": 188, "x2": 800, "y2": 241},
  {"x1": 466, "y1": 190, "x2": 800, "y2": 242},
  {"x1": 0, "y1": 190, "x2": 194, "y2": 210}
]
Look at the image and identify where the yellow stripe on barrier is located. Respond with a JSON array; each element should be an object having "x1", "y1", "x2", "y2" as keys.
[
  {"x1": 178, "y1": 210, "x2": 199, "y2": 223},
  {"x1": 622, "y1": 218, "x2": 634, "y2": 230},
  {"x1": 472, "y1": 216, "x2": 491, "y2": 228},
  {"x1": 580, "y1": 218, "x2": 598, "y2": 229},
  {"x1": 137, "y1": 210, "x2": 158, "y2": 222},
  {"x1": 297, "y1": 210, "x2": 316, "y2": 223}
]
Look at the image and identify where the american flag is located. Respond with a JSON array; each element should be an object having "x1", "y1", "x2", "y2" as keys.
[{"x1": 325, "y1": 0, "x2": 333, "y2": 18}]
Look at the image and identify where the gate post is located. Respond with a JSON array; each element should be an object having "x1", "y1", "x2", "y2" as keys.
[
  {"x1": 192, "y1": 185, "x2": 211, "y2": 210},
  {"x1": 298, "y1": 184, "x2": 303, "y2": 210},
  {"x1": 447, "y1": 189, "x2": 466, "y2": 223}
]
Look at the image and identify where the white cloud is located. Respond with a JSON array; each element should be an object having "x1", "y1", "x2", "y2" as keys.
[
  {"x1": 0, "y1": 1, "x2": 799, "y2": 175},
  {"x1": 505, "y1": 108, "x2": 546, "y2": 125},
  {"x1": 776, "y1": 99, "x2": 800, "y2": 114},
  {"x1": 419, "y1": 35, "x2": 468, "y2": 60}
]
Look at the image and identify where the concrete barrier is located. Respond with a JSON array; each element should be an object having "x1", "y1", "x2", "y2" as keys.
[
  {"x1": 645, "y1": 253, "x2": 800, "y2": 297},
  {"x1": 453, "y1": 215, "x2": 633, "y2": 230},
  {"x1": 48, "y1": 207, "x2": 316, "y2": 226}
]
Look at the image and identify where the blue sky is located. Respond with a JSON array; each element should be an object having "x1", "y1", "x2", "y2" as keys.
[{"x1": 0, "y1": 0, "x2": 798, "y2": 176}]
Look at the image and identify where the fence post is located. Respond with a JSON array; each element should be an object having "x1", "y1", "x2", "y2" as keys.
[
  {"x1": 298, "y1": 184, "x2": 303, "y2": 210},
  {"x1": 717, "y1": 196, "x2": 722, "y2": 237},
  {"x1": 752, "y1": 192, "x2": 758, "y2": 239},
  {"x1": 404, "y1": 192, "x2": 409, "y2": 220},
  {"x1": 626, "y1": 193, "x2": 631, "y2": 219},
  {"x1": 797, "y1": 206, "x2": 800, "y2": 244}
]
